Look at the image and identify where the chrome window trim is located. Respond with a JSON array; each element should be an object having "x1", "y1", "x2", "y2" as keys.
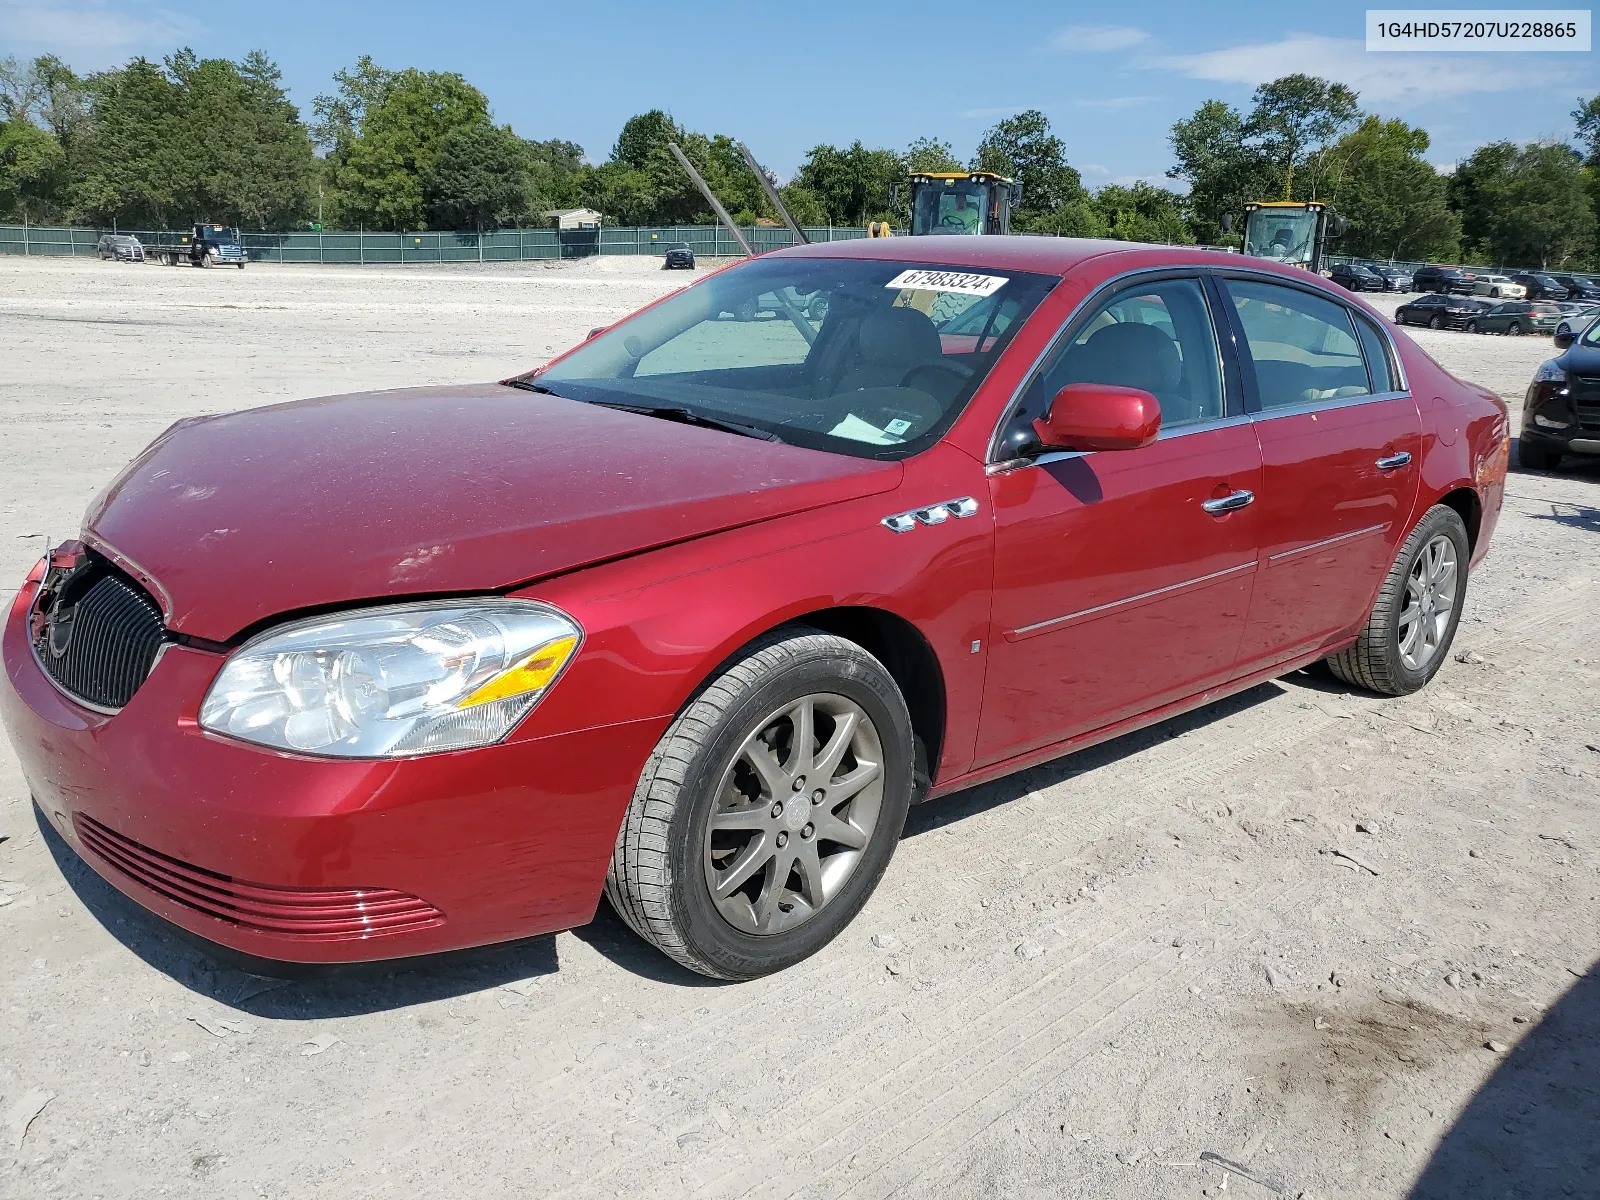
[
  {"x1": 985, "y1": 412, "x2": 1255, "y2": 475},
  {"x1": 1247, "y1": 388, "x2": 1411, "y2": 424},
  {"x1": 1008, "y1": 560, "x2": 1257, "y2": 639}
]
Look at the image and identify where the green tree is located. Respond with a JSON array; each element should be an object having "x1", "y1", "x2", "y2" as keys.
[
  {"x1": 972, "y1": 109, "x2": 1087, "y2": 228},
  {"x1": 1243, "y1": 74, "x2": 1361, "y2": 200},
  {"x1": 1573, "y1": 94, "x2": 1600, "y2": 163},
  {"x1": 1324, "y1": 117, "x2": 1458, "y2": 260},
  {"x1": 315, "y1": 58, "x2": 488, "y2": 229},
  {"x1": 795, "y1": 140, "x2": 902, "y2": 226},
  {"x1": 1167, "y1": 99, "x2": 1274, "y2": 244},
  {"x1": 1089, "y1": 182, "x2": 1192, "y2": 244},
  {"x1": 0, "y1": 118, "x2": 66, "y2": 221},
  {"x1": 1451, "y1": 140, "x2": 1595, "y2": 268},
  {"x1": 71, "y1": 57, "x2": 183, "y2": 226},
  {"x1": 904, "y1": 136, "x2": 961, "y2": 173},
  {"x1": 422, "y1": 121, "x2": 530, "y2": 229}
]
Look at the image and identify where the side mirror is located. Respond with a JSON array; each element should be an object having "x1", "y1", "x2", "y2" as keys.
[
  {"x1": 1553, "y1": 330, "x2": 1575, "y2": 350},
  {"x1": 586, "y1": 326, "x2": 607, "y2": 340},
  {"x1": 1327, "y1": 213, "x2": 1348, "y2": 237},
  {"x1": 1034, "y1": 383, "x2": 1161, "y2": 453},
  {"x1": 1219, "y1": 213, "x2": 1234, "y2": 235}
]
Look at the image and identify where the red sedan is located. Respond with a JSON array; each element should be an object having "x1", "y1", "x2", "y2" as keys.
[{"x1": 2, "y1": 238, "x2": 1508, "y2": 979}]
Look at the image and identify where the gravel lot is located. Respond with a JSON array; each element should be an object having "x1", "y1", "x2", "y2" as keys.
[{"x1": 1, "y1": 257, "x2": 1596, "y2": 1200}]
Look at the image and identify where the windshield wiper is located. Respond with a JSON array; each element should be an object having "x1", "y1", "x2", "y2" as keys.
[
  {"x1": 504, "y1": 378, "x2": 566, "y2": 397},
  {"x1": 586, "y1": 400, "x2": 784, "y2": 443}
]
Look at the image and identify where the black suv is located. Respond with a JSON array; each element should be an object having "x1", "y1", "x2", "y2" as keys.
[
  {"x1": 662, "y1": 243, "x2": 695, "y2": 270},
  {"x1": 1522, "y1": 322, "x2": 1600, "y2": 471},
  {"x1": 1363, "y1": 264, "x2": 1413, "y2": 292},
  {"x1": 1411, "y1": 265, "x2": 1476, "y2": 294},
  {"x1": 1394, "y1": 293, "x2": 1488, "y2": 330},
  {"x1": 1510, "y1": 273, "x2": 1570, "y2": 301},
  {"x1": 1552, "y1": 274, "x2": 1600, "y2": 300},
  {"x1": 1330, "y1": 261, "x2": 1382, "y2": 292}
]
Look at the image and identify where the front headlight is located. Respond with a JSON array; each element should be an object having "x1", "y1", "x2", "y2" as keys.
[
  {"x1": 1533, "y1": 359, "x2": 1567, "y2": 384},
  {"x1": 199, "y1": 600, "x2": 581, "y2": 758}
]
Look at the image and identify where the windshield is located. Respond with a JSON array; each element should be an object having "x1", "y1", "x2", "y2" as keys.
[
  {"x1": 529, "y1": 256, "x2": 1056, "y2": 459},
  {"x1": 199, "y1": 225, "x2": 239, "y2": 243},
  {"x1": 1243, "y1": 209, "x2": 1318, "y2": 266},
  {"x1": 911, "y1": 180, "x2": 991, "y2": 236}
]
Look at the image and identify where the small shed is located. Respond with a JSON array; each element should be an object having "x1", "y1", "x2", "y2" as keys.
[{"x1": 545, "y1": 208, "x2": 603, "y2": 231}]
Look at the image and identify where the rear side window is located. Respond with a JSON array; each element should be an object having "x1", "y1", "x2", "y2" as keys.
[
  {"x1": 1352, "y1": 314, "x2": 1399, "y2": 392},
  {"x1": 1224, "y1": 279, "x2": 1371, "y2": 410}
]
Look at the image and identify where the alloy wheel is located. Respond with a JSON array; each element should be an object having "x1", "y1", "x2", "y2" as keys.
[
  {"x1": 703, "y1": 693, "x2": 884, "y2": 936},
  {"x1": 1398, "y1": 534, "x2": 1458, "y2": 671}
]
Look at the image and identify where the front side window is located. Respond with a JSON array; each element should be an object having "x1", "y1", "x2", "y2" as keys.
[
  {"x1": 995, "y1": 276, "x2": 1225, "y2": 457},
  {"x1": 530, "y1": 257, "x2": 1056, "y2": 459},
  {"x1": 1224, "y1": 278, "x2": 1371, "y2": 410}
]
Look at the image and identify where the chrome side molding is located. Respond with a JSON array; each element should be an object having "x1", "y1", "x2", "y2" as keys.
[{"x1": 881, "y1": 497, "x2": 980, "y2": 533}]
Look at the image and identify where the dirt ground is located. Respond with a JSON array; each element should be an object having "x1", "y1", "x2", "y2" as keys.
[{"x1": 0, "y1": 256, "x2": 1596, "y2": 1200}]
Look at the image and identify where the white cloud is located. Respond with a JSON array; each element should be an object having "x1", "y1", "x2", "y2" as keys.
[
  {"x1": 1073, "y1": 95, "x2": 1162, "y2": 111},
  {"x1": 1155, "y1": 33, "x2": 1571, "y2": 105},
  {"x1": 0, "y1": 2, "x2": 197, "y2": 63},
  {"x1": 1052, "y1": 24, "x2": 1150, "y2": 53}
]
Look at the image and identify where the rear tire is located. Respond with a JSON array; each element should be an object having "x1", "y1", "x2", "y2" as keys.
[
  {"x1": 1428, "y1": 314, "x2": 1444, "y2": 330},
  {"x1": 1326, "y1": 506, "x2": 1469, "y2": 697},
  {"x1": 1519, "y1": 441, "x2": 1562, "y2": 472},
  {"x1": 1508, "y1": 321, "x2": 1522, "y2": 336},
  {"x1": 605, "y1": 628, "x2": 914, "y2": 980}
]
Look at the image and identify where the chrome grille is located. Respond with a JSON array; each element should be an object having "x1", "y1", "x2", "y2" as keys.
[{"x1": 35, "y1": 559, "x2": 166, "y2": 710}]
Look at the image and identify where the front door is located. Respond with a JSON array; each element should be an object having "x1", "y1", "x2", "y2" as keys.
[
  {"x1": 976, "y1": 274, "x2": 1262, "y2": 767},
  {"x1": 1218, "y1": 275, "x2": 1422, "y2": 670}
]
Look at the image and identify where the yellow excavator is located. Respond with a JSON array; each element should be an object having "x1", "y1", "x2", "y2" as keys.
[
  {"x1": 891, "y1": 171, "x2": 1021, "y2": 236},
  {"x1": 1224, "y1": 200, "x2": 1346, "y2": 273}
]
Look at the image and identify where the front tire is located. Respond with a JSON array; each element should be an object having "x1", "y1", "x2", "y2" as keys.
[
  {"x1": 1326, "y1": 505, "x2": 1469, "y2": 697},
  {"x1": 605, "y1": 628, "x2": 914, "y2": 980},
  {"x1": 1519, "y1": 440, "x2": 1562, "y2": 471},
  {"x1": 1465, "y1": 319, "x2": 1478, "y2": 333}
]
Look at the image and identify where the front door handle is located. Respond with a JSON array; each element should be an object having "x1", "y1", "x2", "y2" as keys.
[
  {"x1": 1376, "y1": 451, "x2": 1413, "y2": 471},
  {"x1": 1202, "y1": 489, "x2": 1255, "y2": 516}
]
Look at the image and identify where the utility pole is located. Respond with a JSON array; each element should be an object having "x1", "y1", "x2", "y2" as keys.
[{"x1": 668, "y1": 143, "x2": 753, "y2": 257}]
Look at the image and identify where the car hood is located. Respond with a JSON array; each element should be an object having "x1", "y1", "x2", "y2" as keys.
[{"x1": 83, "y1": 384, "x2": 903, "y2": 641}]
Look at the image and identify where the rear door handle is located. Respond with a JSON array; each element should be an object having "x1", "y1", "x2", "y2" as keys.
[
  {"x1": 1201, "y1": 489, "x2": 1255, "y2": 515},
  {"x1": 1376, "y1": 451, "x2": 1413, "y2": 471}
]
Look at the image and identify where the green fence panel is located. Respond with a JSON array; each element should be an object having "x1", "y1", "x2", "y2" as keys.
[{"x1": 0, "y1": 223, "x2": 902, "y2": 263}]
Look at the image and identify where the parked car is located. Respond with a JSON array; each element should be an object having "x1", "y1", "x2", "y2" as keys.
[
  {"x1": 1522, "y1": 318, "x2": 1600, "y2": 470},
  {"x1": 1554, "y1": 304, "x2": 1600, "y2": 339},
  {"x1": 662, "y1": 242, "x2": 695, "y2": 270},
  {"x1": 1551, "y1": 274, "x2": 1600, "y2": 300},
  {"x1": 1465, "y1": 301, "x2": 1563, "y2": 336},
  {"x1": 96, "y1": 234, "x2": 145, "y2": 262},
  {"x1": 1, "y1": 239, "x2": 1509, "y2": 980},
  {"x1": 1362, "y1": 263, "x2": 1413, "y2": 292},
  {"x1": 1508, "y1": 273, "x2": 1570, "y2": 301},
  {"x1": 1412, "y1": 265, "x2": 1475, "y2": 294},
  {"x1": 1394, "y1": 293, "x2": 1489, "y2": 330},
  {"x1": 1472, "y1": 274, "x2": 1526, "y2": 299},
  {"x1": 1330, "y1": 261, "x2": 1383, "y2": 292}
]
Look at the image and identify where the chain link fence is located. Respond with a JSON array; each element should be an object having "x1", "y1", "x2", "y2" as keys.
[{"x1": 0, "y1": 223, "x2": 877, "y2": 263}]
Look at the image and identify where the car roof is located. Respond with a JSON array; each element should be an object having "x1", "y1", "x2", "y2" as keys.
[{"x1": 767, "y1": 234, "x2": 1260, "y2": 276}]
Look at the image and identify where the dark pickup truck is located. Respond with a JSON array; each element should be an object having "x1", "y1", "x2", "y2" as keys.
[{"x1": 147, "y1": 223, "x2": 247, "y2": 268}]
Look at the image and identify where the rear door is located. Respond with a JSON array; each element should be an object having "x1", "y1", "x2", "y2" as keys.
[
  {"x1": 1220, "y1": 275, "x2": 1421, "y2": 672},
  {"x1": 976, "y1": 273, "x2": 1262, "y2": 765}
]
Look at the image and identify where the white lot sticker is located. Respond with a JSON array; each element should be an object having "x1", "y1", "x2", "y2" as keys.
[{"x1": 884, "y1": 269, "x2": 1008, "y2": 297}]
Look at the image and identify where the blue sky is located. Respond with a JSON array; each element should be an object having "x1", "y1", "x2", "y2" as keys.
[{"x1": 2, "y1": 0, "x2": 1595, "y2": 186}]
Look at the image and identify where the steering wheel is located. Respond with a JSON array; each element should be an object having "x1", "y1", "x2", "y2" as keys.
[
  {"x1": 900, "y1": 359, "x2": 974, "y2": 393},
  {"x1": 939, "y1": 214, "x2": 974, "y2": 230}
]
